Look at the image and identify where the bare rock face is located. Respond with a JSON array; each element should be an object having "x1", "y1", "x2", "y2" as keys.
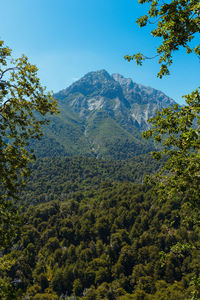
[
  {"x1": 33, "y1": 70, "x2": 176, "y2": 159},
  {"x1": 55, "y1": 70, "x2": 175, "y2": 130}
]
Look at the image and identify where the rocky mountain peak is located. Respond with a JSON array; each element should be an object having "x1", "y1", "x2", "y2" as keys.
[
  {"x1": 54, "y1": 70, "x2": 175, "y2": 129},
  {"x1": 112, "y1": 73, "x2": 134, "y2": 89},
  {"x1": 35, "y1": 70, "x2": 177, "y2": 159},
  {"x1": 56, "y1": 69, "x2": 124, "y2": 102}
]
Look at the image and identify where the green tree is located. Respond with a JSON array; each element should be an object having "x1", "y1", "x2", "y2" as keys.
[
  {"x1": 143, "y1": 93, "x2": 200, "y2": 214},
  {"x1": 0, "y1": 40, "x2": 58, "y2": 248},
  {"x1": 125, "y1": 0, "x2": 200, "y2": 297},
  {"x1": 125, "y1": 0, "x2": 200, "y2": 220},
  {"x1": 125, "y1": 0, "x2": 200, "y2": 78}
]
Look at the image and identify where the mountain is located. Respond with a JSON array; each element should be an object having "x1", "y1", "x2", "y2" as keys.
[
  {"x1": 33, "y1": 70, "x2": 175, "y2": 159},
  {"x1": 55, "y1": 70, "x2": 174, "y2": 130}
]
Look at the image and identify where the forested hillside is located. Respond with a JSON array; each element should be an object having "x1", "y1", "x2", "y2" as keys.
[
  {"x1": 21, "y1": 155, "x2": 162, "y2": 206},
  {"x1": 2, "y1": 181, "x2": 199, "y2": 299},
  {"x1": 1, "y1": 53, "x2": 199, "y2": 300}
]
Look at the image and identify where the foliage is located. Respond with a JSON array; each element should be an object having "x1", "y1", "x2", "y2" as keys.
[
  {"x1": 20, "y1": 154, "x2": 162, "y2": 205},
  {"x1": 1, "y1": 1, "x2": 200, "y2": 298},
  {"x1": 125, "y1": 0, "x2": 200, "y2": 78},
  {"x1": 125, "y1": 0, "x2": 200, "y2": 297},
  {"x1": 143, "y1": 89, "x2": 200, "y2": 213},
  {"x1": 0, "y1": 40, "x2": 58, "y2": 249},
  {"x1": 0, "y1": 255, "x2": 18, "y2": 299},
  {"x1": 1, "y1": 181, "x2": 199, "y2": 298}
]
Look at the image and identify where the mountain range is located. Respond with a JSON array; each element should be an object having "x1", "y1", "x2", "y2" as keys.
[{"x1": 33, "y1": 70, "x2": 175, "y2": 159}]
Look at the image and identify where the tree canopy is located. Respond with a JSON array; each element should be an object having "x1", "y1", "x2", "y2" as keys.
[
  {"x1": 124, "y1": 0, "x2": 200, "y2": 215},
  {"x1": 126, "y1": 0, "x2": 200, "y2": 210},
  {"x1": 125, "y1": 0, "x2": 200, "y2": 78},
  {"x1": 0, "y1": 41, "x2": 58, "y2": 248},
  {"x1": 125, "y1": 1, "x2": 200, "y2": 297}
]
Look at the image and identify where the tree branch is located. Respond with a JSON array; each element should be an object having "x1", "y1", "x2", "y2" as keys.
[
  {"x1": 0, "y1": 67, "x2": 18, "y2": 81},
  {"x1": 142, "y1": 54, "x2": 160, "y2": 60},
  {"x1": 0, "y1": 98, "x2": 12, "y2": 112}
]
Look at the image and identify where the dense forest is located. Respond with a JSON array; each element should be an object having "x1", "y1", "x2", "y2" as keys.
[
  {"x1": 1, "y1": 0, "x2": 200, "y2": 298},
  {"x1": 1, "y1": 156, "x2": 199, "y2": 299},
  {"x1": 21, "y1": 155, "x2": 162, "y2": 206}
]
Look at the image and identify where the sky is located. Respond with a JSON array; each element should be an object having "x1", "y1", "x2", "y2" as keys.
[{"x1": 0, "y1": 0, "x2": 199, "y2": 104}]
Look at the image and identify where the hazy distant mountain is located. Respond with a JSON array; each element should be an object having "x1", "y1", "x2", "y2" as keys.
[{"x1": 33, "y1": 70, "x2": 175, "y2": 159}]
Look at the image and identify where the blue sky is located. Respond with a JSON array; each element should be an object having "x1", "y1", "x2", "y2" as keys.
[{"x1": 0, "y1": 0, "x2": 199, "y2": 104}]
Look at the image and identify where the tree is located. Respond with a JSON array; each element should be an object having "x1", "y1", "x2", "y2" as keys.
[
  {"x1": 124, "y1": 0, "x2": 200, "y2": 224},
  {"x1": 125, "y1": 0, "x2": 200, "y2": 78},
  {"x1": 125, "y1": 1, "x2": 200, "y2": 297},
  {"x1": 143, "y1": 92, "x2": 200, "y2": 212},
  {"x1": 0, "y1": 40, "x2": 58, "y2": 248}
]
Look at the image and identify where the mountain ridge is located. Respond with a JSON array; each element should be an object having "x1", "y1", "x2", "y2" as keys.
[
  {"x1": 32, "y1": 70, "x2": 176, "y2": 159},
  {"x1": 55, "y1": 69, "x2": 175, "y2": 128}
]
